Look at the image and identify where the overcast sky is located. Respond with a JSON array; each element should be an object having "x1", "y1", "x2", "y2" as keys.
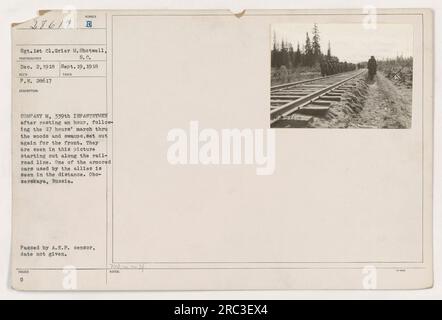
[{"x1": 271, "y1": 23, "x2": 413, "y2": 63}]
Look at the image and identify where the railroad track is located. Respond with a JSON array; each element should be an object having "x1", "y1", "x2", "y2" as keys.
[{"x1": 270, "y1": 69, "x2": 367, "y2": 128}]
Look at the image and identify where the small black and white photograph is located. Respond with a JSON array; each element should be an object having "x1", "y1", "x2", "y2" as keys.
[{"x1": 270, "y1": 23, "x2": 413, "y2": 128}]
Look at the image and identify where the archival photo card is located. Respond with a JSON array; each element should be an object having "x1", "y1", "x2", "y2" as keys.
[{"x1": 10, "y1": 9, "x2": 433, "y2": 291}]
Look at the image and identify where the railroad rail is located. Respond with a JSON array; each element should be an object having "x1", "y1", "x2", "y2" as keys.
[{"x1": 270, "y1": 69, "x2": 367, "y2": 128}]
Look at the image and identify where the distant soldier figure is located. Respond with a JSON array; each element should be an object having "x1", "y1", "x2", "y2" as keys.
[
  {"x1": 367, "y1": 56, "x2": 377, "y2": 80},
  {"x1": 320, "y1": 59, "x2": 326, "y2": 76},
  {"x1": 329, "y1": 60, "x2": 335, "y2": 75}
]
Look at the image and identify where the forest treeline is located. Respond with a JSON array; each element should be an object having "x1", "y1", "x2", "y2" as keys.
[{"x1": 271, "y1": 24, "x2": 356, "y2": 75}]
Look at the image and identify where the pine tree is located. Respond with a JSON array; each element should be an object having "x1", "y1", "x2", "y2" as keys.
[
  {"x1": 280, "y1": 39, "x2": 290, "y2": 68},
  {"x1": 294, "y1": 42, "x2": 302, "y2": 67},
  {"x1": 312, "y1": 24, "x2": 321, "y2": 63},
  {"x1": 271, "y1": 31, "x2": 278, "y2": 68},
  {"x1": 327, "y1": 41, "x2": 331, "y2": 58},
  {"x1": 304, "y1": 32, "x2": 313, "y2": 66},
  {"x1": 288, "y1": 43, "x2": 294, "y2": 68}
]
